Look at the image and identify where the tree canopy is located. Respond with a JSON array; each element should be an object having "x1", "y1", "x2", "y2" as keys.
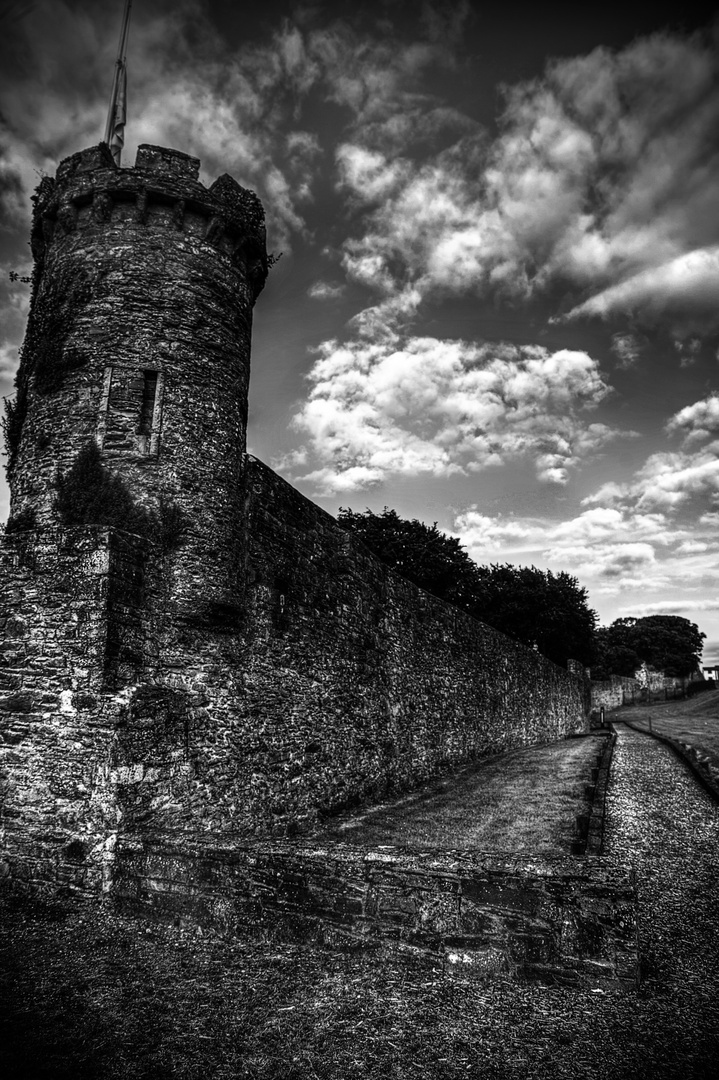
[
  {"x1": 470, "y1": 563, "x2": 597, "y2": 667},
  {"x1": 338, "y1": 506, "x2": 597, "y2": 667},
  {"x1": 593, "y1": 615, "x2": 705, "y2": 679},
  {"x1": 336, "y1": 507, "x2": 479, "y2": 610}
]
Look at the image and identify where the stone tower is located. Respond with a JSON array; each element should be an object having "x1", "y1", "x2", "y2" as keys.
[{"x1": 6, "y1": 142, "x2": 267, "y2": 616}]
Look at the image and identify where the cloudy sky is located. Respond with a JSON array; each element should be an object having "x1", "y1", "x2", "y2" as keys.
[{"x1": 1, "y1": 0, "x2": 718, "y2": 663}]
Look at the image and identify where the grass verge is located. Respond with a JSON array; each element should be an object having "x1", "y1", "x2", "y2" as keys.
[
  {"x1": 0, "y1": 886, "x2": 713, "y2": 1080},
  {"x1": 314, "y1": 736, "x2": 603, "y2": 853}
]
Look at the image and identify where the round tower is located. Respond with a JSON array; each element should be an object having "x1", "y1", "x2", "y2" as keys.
[{"x1": 6, "y1": 142, "x2": 267, "y2": 615}]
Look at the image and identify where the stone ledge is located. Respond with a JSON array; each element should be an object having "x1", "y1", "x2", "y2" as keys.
[
  {"x1": 586, "y1": 732, "x2": 616, "y2": 856},
  {"x1": 111, "y1": 838, "x2": 638, "y2": 989}
]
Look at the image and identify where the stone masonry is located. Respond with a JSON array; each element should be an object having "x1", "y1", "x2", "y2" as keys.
[{"x1": 0, "y1": 144, "x2": 590, "y2": 902}]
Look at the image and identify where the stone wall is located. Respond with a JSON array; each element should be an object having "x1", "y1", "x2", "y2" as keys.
[
  {"x1": 591, "y1": 676, "x2": 638, "y2": 715},
  {"x1": 590, "y1": 671, "x2": 690, "y2": 719},
  {"x1": 0, "y1": 527, "x2": 129, "y2": 892},
  {"x1": 1, "y1": 458, "x2": 589, "y2": 895},
  {"x1": 230, "y1": 457, "x2": 589, "y2": 835},
  {"x1": 111, "y1": 838, "x2": 638, "y2": 987}
]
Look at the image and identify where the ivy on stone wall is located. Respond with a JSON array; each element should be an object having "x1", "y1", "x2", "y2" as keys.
[
  {"x1": 2, "y1": 382, "x2": 28, "y2": 470},
  {"x1": 31, "y1": 268, "x2": 93, "y2": 395},
  {"x1": 55, "y1": 441, "x2": 152, "y2": 534},
  {"x1": 55, "y1": 441, "x2": 187, "y2": 553},
  {"x1": 3, "y1": 263, "x2": 93, "y2": 473},
  {"x1": 4, "y1": 507, "x2": 37, "y2": 534}
]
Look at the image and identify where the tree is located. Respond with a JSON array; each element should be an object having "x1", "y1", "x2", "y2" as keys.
[
  {"x1": 338, "y1": 506, "x2": 597, "y2": 667},
  {"x1": 469, "y1": 563, "x2": 597, "y2": 668},
  {"x1": 591, "y1": 624, "x2": 643, "y2": 679},
  {"x1": 337, "y1": 507, "x2": 479, "y2": 609},
  {"x1": 592, "y1": 615, "x2": 705, "y2": 679}
]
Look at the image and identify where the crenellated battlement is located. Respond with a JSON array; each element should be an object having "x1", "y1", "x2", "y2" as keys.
[{"x1": 31, "y1": 144, "x2": 267, "y2": 298}]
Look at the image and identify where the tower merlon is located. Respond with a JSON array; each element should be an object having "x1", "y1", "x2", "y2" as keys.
[{"x1": 33, "y1": 143, "x2": 268, "y2": 299}]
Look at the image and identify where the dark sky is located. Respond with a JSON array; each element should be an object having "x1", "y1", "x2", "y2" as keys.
[{"x1": 1, "y1": 0, "x2": 718, "y2": 659}]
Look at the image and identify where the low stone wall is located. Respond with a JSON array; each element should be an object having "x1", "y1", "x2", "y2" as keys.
[
  {"x1": 111, "y1": 838, "x2": 638, "y2": 988},
  {"x1": 591, "y1": 673, "x2": 692, "y2": 721},
  {"x1": 585, "y1": 733, "x2": 616, "y2": 856}
]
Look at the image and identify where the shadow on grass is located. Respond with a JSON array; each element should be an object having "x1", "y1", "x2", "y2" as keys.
[{"x1": 315, "y1": 736, "x2": 605, "y2": 854}]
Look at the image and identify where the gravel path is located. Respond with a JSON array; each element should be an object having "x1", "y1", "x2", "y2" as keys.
[
  {"x1": 598, "y1": 722, "x2": 719, "y2": 1074},
  {"x1": 2, "y1": 723, "x2": 718, "y2": 1079}
]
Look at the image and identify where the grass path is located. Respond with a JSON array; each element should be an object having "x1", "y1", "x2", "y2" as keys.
[{"x1": 315, "y1": 736, "x2": 602, "y2": 853}]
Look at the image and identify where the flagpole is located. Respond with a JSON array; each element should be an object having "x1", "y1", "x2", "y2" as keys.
[{"x1": 104, "y1": 0, "x2": 133, "y2": 163}]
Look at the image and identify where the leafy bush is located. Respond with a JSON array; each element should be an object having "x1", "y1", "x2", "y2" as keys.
[
  {"x1": 54, "y1": 441, "x2": 188, "y2": 556},
  {"x1": 55, "y1": 441, "x2": 152, "y2": 535}
]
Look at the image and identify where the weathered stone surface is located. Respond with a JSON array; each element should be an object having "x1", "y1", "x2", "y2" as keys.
[
  {"x1": 9, "y1": 143, "x2": 267, "y2": 616},
  {"x1": 1, "y1": 144, "x2": 594, "y2": 950},
  {"x1": 0, "y1": 476, "x2": 589, "y2": 897},
  {"x1": 110, "y1": 839, "x2": 638, "y2": 986}
]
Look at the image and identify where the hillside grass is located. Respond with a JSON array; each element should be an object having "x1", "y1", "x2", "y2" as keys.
[{"x1": 315, "y1": 736, "x2": 603, "y2": 854}]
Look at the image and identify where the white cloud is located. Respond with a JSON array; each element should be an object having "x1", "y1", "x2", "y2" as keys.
[
  {"x1": 562, "y1": 247, "x2": 719, "y2": 327},
  {"x1": 0, "y1": 343, "x2": 19, "y2": 380},
  {"x1": 289, "y1": 338, "x2": 622, "y2": 493},
  {"x1": 633, "y1": 447, "x2": 719, "y2": 510},
  {"x1": 579, "y1": 393, "x2": 719, "y2": 513},
  {"x1": 455, "y1": 504, "x2": 687, "y2": 557},
  {"x1": 667, "y1": 393, "x2": 719, "y2": 446},
  {"x1": 453, "y1": 500, "x2": 719, "y2": 601},
  {"x1": 610, "y1": 332, "x2": 644, "y2": 368},
  {"x1": 329, "y1": 26, "x2": 719, "y2": 336},
  {"x1": 308, "y1": 281, "x2": 345, "y2": 300},
  {"x1": 620, "y1": 600, "x2": 719, "y2": 616}
]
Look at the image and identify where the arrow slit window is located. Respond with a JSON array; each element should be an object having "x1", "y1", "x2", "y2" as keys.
[{"x1": 97, "y1": 366, "x2": 164, "y2": 456}]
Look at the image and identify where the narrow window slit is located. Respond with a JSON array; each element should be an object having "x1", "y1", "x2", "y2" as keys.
[{"x1": 138, "y1": 371, "x2": 158, "y2": 436}]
